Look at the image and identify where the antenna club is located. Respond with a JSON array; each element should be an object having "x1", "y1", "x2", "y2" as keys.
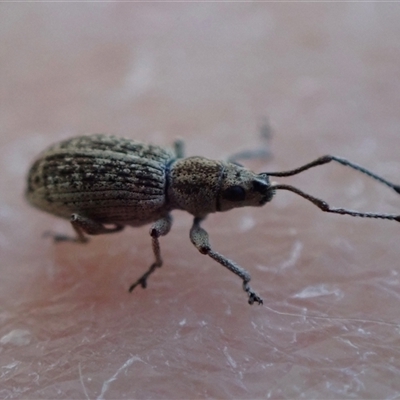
[{"x1": 393, "y1": 185, "x2": 400, "y2": 195}]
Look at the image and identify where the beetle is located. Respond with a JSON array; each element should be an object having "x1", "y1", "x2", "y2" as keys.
[{"x1": 26, "y1": 134, "x2": 400, "y2": 305}]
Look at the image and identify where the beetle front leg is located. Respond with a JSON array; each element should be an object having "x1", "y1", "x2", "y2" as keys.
[
  {"x1": 190, "y1": 217, "x2": 263, "y2": 305},
  {"x1": 129, "y1": 214, "x2": 173, "y2": 292},
  {"x1": 44, "y1": 213, "x2": 124, "y2": 243}
]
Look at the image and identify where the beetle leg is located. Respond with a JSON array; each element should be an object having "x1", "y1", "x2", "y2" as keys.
[
  {"x1": 44, "y1": 213, "x2": 124, "y2": 243},
  {"x1": 173, "y1": 139, "x2": 185, "y2": 159},
  {"x1": 189, "y1": 217, "x2": 263, "y2": 305},
  {"x1": 227, "y1": 121, "x2": 272, "y2": 164},
  {"x1": 129, "y1": 214, "x2": 173, "y2": 292}
]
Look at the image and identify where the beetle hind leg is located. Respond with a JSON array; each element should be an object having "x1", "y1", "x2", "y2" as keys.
[
  {"x1": 44, "y1": 213, "x2": 124, "y2": 243},
  {"x1": 129, "y1": 214, "x2": 173, "y2": 292}
]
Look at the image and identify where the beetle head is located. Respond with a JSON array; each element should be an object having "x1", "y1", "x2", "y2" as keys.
[{"x1": 216, "y1": 163, "x2": 275, "y2": 212}]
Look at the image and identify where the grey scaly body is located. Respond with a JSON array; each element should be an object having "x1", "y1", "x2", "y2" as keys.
[{"x1": 26, "y1": 133, "x2": 400, "y2": 305}]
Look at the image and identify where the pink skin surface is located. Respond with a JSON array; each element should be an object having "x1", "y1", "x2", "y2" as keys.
[{"x1": 1, "y1": 4, "x2": 400, "y2": 399}]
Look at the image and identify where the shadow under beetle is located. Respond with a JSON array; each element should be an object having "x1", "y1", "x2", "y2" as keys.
[{"x1": 26, "y1": 134, "x2": 400, "y2": 305}]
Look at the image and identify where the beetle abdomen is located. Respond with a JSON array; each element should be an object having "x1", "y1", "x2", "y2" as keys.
[{"x1": 26, "y1": 135, "x2": 175, "y2": 224}]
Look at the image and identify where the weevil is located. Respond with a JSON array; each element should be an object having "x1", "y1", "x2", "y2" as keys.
[{"x1": 26, "y1": 134, "x2": 400, "y2": 305}]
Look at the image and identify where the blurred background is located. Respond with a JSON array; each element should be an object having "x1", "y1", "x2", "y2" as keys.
[{"x1": 1, "y1": 3, "x2": 400, "y2": 399}]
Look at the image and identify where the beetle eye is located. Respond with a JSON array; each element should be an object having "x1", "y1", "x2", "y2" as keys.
[{"x1": 222, "y1": 185, "x2": 246, "y2": 202}]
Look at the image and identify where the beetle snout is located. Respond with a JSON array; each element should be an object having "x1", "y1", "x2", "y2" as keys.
[
  {"x1": 253, "y1": 174, "x2": 275, "y2": 205},
  {"x1": 260, "y1": 187, "x2": 276, "y2": 205}
]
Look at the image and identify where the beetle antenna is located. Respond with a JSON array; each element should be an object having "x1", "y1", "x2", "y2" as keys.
[
  {"x1": 265, "y1": 155, "x2": 400, "y2": 194},
  {"x1": 270, "y1": 183, "x2": 400, "y2": 222}
]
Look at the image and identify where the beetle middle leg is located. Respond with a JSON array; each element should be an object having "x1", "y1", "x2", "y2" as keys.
[
  {"x1": 173, "y1": 139, "x2": 185, "y2": 159},
  {"x1": 190, "y1": 217, "x2": 263, "y2": 305},
  {"x1": 227, "y1": 121, "x2": 272, "y2": 164},
  {"x1": 129, "y1": 214, "x2": 173, "y2": 292},
  {"x1": 44, "y1": 213, "x2": 124, "y2": 243}
]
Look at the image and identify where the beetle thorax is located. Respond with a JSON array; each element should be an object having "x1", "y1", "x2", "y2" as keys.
[
  {"x1": 168, "y1": 157, "x2": 275, "y2": 217},
  {"x1": 168, "y1": 157, "x2": 223, "y2": 217}
]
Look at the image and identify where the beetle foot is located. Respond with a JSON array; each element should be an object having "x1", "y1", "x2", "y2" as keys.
[
  {"x1": 248, "y1": 292, "x2": 263, "y2": 305},
  {"x1": 129, "y1": 277, "x2": 148, "y2": 292},
  {"x1": 243, "y1": 282, "x2": 263, "y2": 305}
]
